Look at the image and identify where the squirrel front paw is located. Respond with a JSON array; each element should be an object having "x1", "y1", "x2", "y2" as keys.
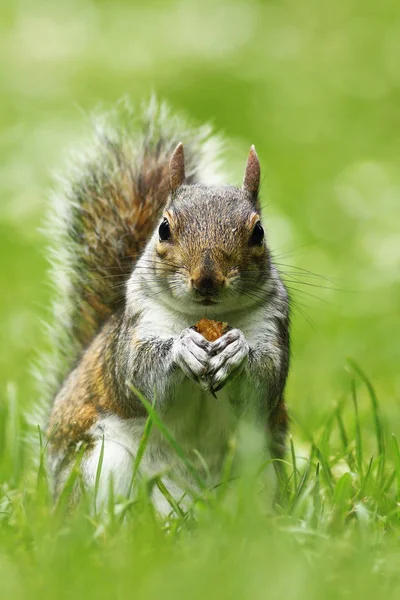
[
  {"x1": 207, "y1": 328, "x2": 249, "y2": 392},
  {"x1": 172, "y1": 328, "x2": 212, "y2": 387}
]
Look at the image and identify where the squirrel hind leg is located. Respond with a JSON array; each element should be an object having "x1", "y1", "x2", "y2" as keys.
[
  {"x1": 52, "y1": 440, "x2": 134, "y2": 512},
  {"x1": 81, "y1": 440, "x2": 134, "y2": 511},
  {"x1": 52, "y1": 439, "x2": 189, "y2": 518},
  {"x1": 268, "y1": 397, "x2": 289, "y2": 461},
  {"x1": 267, "y1": 397, "x2": 289, "y2": 504},
  {"x1": 83, "y1": 442, "x2": 191, "y2": 518}
]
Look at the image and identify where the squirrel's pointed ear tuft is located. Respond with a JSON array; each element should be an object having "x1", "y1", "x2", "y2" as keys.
[
  {"x1": 169, "y1": 142, "x2": 186, "y2": 194},
  {"x1": 243, "y1": 145, "x2": 260, "y2": 203}
]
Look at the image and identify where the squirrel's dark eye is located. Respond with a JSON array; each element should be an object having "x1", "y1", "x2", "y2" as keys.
[
  {"x1": 159, "y1": 218, "x2": 171, "y2": 241},
  {"x1": 249, "y1": 221, "x2": 264, "y2": 246}
]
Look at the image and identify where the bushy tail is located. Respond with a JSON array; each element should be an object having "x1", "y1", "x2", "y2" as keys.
[{"x1": 37, "y1": 98, "x2": 224, "y2": 414}]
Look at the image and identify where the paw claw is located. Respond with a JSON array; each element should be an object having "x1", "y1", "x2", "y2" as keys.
[{"x1": 174, "y1": 327, "x2": 249, "y2": 392}]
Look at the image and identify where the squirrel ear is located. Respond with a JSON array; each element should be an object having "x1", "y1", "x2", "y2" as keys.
[
  {"x1": 169, "y1": 142, "x2": 186, "y2": 194},
  {"x1": 243, "y1": 145, "x2": 260, "y2": 203}
]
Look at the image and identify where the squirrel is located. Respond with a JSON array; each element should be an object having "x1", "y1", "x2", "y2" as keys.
[{"x1": 43, "y1": 99, "x2": 290, "y2": 513}]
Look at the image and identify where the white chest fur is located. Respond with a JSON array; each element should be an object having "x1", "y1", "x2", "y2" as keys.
[
  {"x1": 87, "y1": 377, "x2": 272, "y2": 515},
  {"x1": 127, "y1": 297, "x2": 272, "y2": 466},
  {"x1": 86, "y1": 381, "x2": 240, "y2": 514},
  {"x1": 93, "y1": 380, "x2": 237, "y2": 475},
  {"x1": 82, "y1": 292, "x2": 277, "y2": 511},
  {"x1": 162, "y1": 379, "x2": 238, "y2": 469},
  {"x1": 135, "y1": 294, "x2": 271, "y2": 346}
]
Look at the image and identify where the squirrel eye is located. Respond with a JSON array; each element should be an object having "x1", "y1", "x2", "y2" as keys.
[
  {"x1": 249, "y1": 221, "x2": 264, "y2": 246},
  {"x1": 159, "y1": 218, "x2": 171, "y2": 241}
]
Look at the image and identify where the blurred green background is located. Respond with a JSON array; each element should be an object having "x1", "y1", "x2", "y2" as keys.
[{"x1": 0, "y1": 0, "x2": 399, "y2": 434}]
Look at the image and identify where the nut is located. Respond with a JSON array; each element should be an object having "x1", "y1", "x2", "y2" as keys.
[{"x1": 193, "y1": 318, "x2": 229, "y2": 342}]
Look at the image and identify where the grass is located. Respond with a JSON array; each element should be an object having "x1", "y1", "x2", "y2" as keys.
[
  {"x1": 0, "y1": 362, "x2": 399, "y2": 600},
  {"x1": 1, "y1": 0, "x2": 400, "y2": 597}
]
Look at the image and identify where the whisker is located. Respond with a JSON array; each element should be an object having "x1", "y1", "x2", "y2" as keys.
[
  {"x1": 284, "y1": 285, "x2": 335, "y2": 306},
  {"x1": 289, "y1": 299, "x2": 316, "y2": 330},
  {"x1": 270, "y1": 242, "x2": 317, "y2": 260},
  {"x1": 280, "y1": 277, "x2": 343, "y2": 293}
]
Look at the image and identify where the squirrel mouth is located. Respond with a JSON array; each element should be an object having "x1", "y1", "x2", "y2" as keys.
[{"x1": 197, "y1": 298, "x2": 218, "y2": 306}]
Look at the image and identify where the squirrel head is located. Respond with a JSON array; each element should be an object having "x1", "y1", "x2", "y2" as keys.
[{"x1": 140, "y1": 143, "x2": 271, "y2": 316}]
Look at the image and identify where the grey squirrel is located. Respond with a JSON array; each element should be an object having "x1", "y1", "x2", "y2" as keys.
[{"x1": 43, "y1": 99, "x2": 290, "y2": 512}]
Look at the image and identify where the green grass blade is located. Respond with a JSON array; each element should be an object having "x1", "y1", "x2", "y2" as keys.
[
  {"x1": 130, "y1": 412, "x2": 154, "y2": 492},
  {"x1": 359, "y1": 456, "x2": 374, "y2": 499},
  {"x1": 36, "y1": 426, "x2": 49, "y2": 503},
  {"x1": 216, "y1": 435, "x2": 237, "y2": 502},
  {"x1": 290, "y1": 457, "x2": 312, "y2": 514},
  {"x1": 382, "y1": 469, "x2": 396, "y2": 496},
  {"x1": 351, "y1": 377, "x2": 363, "y2": 478},
  {"x1": 4, "y1": 383, "x2": 23, "y2": 482},
  {"x1": 128, "y1": 383, "x2": 207, "y2": 491},
  {"x1": 54, "y1": 444, "x2": 87, "y2": 519},
  {"x1": 289, "y1": 435, "x2": 298, "y2": 492},
  {"x1": 314, "y1": 446, "x2": 334, "y2": 497},
  {"x1": 107, "y1": 475, "x2": 116, "y2": 529},
  {"x1": 36, "y1": 425, "x2": 44, "y2": 488},
  {"x1": 348, "y1": 360, "x2": 385, "y2": 479},
  {"x1": 392, "y1": 434, "x2": 400, "y2": 499},
  {"x1": 93, "y1": 435, "x2": 105, "y2": 514},
  {"x1": 335, "y1": 398, "x2": 349, "y2": 451},
  {"x1": 192, "y1": 449, "x2": 212, "y2": 483},
  {"x1": 311, "y1": 462, "x2": 321, "y2": 529},
  {"x1": 156, "y1": 478, "x2": 185, "y2": 518},
  {"x1": 333, "y1": 472, "x2": 352, "y2": 509}
]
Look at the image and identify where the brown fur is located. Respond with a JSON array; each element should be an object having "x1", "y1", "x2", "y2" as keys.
[
  {"x1": 48, "y1": 101, "x2": 216, "y2": 404},
  {"x1": 68, "y1": 152, "x2": 171, "y2": 351},
  {"x1": 48, "y1": 314, "x2": 146, "y2": 456},
  {"x1": 45, "y1": 103, "x2": 225, "y2": 484}
]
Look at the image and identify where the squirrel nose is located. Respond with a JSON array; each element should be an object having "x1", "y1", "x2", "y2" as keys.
[{"x1": 191, "y1": 276, "x2": 220, "y2": 297}]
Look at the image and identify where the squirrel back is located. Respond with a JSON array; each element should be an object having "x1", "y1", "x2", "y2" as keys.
[{"x1": 40, "y1": 98, "x2": 225, "y2": 407}]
